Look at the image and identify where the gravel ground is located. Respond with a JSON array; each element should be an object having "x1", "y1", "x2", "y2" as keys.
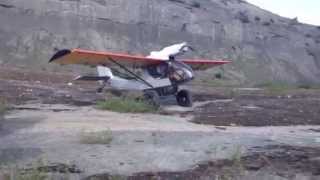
[{"x1": 1, "y1": 67, "x2": 320, "y2": 180}]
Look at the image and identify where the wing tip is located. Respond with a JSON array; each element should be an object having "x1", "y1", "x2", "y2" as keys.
[
  {"x1": 49, "y1": 49, "x2": 71, "y2": 63},
  {"x1": 222, "y1": 60, "x2": 232, "y2": 64}
]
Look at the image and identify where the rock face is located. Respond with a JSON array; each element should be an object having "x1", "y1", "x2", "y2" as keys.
[{"x1": 0, "y1": 0, "x2": 319, "y2": 85}]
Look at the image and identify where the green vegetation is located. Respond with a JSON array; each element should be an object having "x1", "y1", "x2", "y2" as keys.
[
  {"x1": 97, "y1": 97, "x2": 158, "y2": 113},
  {"x1": 0, "y1": 159, "x2": 77, "y2": 180},
  {"x1": 230, "y1": 146, "x2": 244, "y2": 169},
  {"x1": 109, "y1": 175, "x2": 127, "y2": 180},
  {"x1": 297, "y1": 83, "x2": 320, "y2": 89},
  {"x1": 257, "y1": 81, "x2": 294, "y2": 94},
  {"x1": 80, "y1": 129, "x2": 113, "y2": 145},
  {"x1": 0, "y1": 99, "x2": 7, "y2": 130},
  {"x1": 14, "y1": 168, "x2": 47, "y2": 180},
  {"x1": 87, "y1": 175, "x2": 127, "y2": 180},
  {"x1": 0, "y1": 99, "x2": 7, "y2": 116},
  {"x1": 217, "y1": 146, "x2": 245, "y2": 180},
  {"x1": 0, "y1": 160, "x2": 47, "y2": 180},
  {"x1": 256, "y1": 81, "x2": 320, "y2": 95}
]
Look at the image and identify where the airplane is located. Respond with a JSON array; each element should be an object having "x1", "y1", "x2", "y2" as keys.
[{"x1": 49, "y1": 42, "x2": 231, "y2": 107}]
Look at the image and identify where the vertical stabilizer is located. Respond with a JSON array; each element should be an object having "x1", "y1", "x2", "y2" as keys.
[
  {"x1": 147, "y1": 42, "x2": 188, "y2": 60},
  {"x1": 97, "y1": 66, "x2": 113, "y2": 79}
]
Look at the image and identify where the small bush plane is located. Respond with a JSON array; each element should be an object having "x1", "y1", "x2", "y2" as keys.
[{"x1": 50, "y1": 42, "x2": 230, "y2": 107}]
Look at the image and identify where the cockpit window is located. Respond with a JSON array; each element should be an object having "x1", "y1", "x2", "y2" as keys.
[{"x1": 147, "y1": 63, "x2": 169, "y2": 79}]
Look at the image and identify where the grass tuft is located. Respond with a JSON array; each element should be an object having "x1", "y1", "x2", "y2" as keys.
[
  {"x1": 256, "y1": 81, "x2": 295, "y2": 95},
  {"x1": 80, "y1": 129, "x2": 113, "y2": 145},
  {"x1": 0, "y1": 99, "x2": 7, "y2": 116},
  {"x1": 0, "y1": 99, "x2": 7, "y2": 130},
  {"x1": 97, "y1": 97, "x2": 158, "y2": 113},
  {"x1": 0, "y1": 160, "x2": 48, "y2": 180},
  {"x1": 256, "y1": 81, "x2": 320, "y2": 95}
]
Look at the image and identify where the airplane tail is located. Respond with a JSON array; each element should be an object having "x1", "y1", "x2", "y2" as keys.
[
  {"x1": 74, "y1": 66, "x2": 113, "y2": 82},
  {"x1": 74, "y1": 76, "x2": 110, "y2": 81},
  {"x1": 97, "y1": 66, "x2": 113, "y2": 79}
]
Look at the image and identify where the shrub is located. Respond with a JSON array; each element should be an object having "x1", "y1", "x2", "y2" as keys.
[
  {"x1": 305, "y1": 34, "x2": 312, "y2": 38},
  {"x1": 215, "y1": 73, "x2": 222, "y2": 79},
  {"x1": 236, "y1": 11, "x2": 250, "y2": 23},
  {"x1": 256, "y1": 81, "x2": 294, "y2": 94},
  {"x1": 0, "y1": 99, "x2": 7, "y2": 116},
  {"x1": 168, "y1": 0, "x2": 185, "y2": 4},
  {"x1": 80, "y1": 129, "x2": 113, "y2": 145},
  {"x1": 0, "y1": 160, "x2": 48, "y2": 180},
  {"x1": 270, "y1": 18, "x2": 274, "y2": 23},
  {"x1": 298, "y1": 84, "x2": 311, "y2": 89},
  {"x1": 191, "y1": 2, "x2": 201, "y2": 8},
  {"x1": 262, "y1": 21, "x2": 271, "y2": 26},
  {"x1": 254, "y1": 16, "x2": 261, "y2": 22}
]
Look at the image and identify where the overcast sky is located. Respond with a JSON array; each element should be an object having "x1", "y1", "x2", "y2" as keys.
[{"x1": 247, "y1": 0, "x2": 320, "y2": 26}]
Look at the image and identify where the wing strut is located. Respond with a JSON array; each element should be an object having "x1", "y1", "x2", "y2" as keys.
[{"x1": 107, "y1": 58, "x2": 154, "y2": 89}]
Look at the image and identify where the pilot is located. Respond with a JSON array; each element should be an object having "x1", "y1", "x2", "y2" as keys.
[
  {"x1": 147, "y1": 63, "x2": 168, "y2": 78},
  {"x1": 169, "y1": 55, "x2": 175, "y2": 61},
  {"x1": 168, "y1": 56, "x2": 186, "y2": 83}
]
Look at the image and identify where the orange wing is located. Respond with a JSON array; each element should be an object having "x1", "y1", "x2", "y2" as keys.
[
  {"x1": 49, "y1": 49, "x2": 163, "y2": 67},
  {"x1": 49, "y1": 49, "x2": 231, "y2": 70}
]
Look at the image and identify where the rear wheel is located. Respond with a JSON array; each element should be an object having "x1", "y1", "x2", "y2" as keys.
[
  {"x1": 176, "y1": 89, "x2": 192, "y2": 107},
  {"x1": 143, "y1": 90, "x2": 160, "y2": 107}
]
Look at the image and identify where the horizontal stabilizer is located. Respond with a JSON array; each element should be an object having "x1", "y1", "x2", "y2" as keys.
[{"x1": 74, "y1": 75, "x2": 110, "y2": 81}]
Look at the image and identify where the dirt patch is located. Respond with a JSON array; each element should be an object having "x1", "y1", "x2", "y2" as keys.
[
  {"x1": 192, "y1": 94, "x2": 320, "y2": 126},
  {"x1": 0, "y1": 79, "x2": 105, "y2": 106},
  {"x1": 245, "y1": 145, "x2": 320, "y2": 176},
  {"x1": 0, "y1": 66, "x2": 73, "y2": 84},
  {"x1": 86, "y1": 145, "x2": 320, "y2": 180}
]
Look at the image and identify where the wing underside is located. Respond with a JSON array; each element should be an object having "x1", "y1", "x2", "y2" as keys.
[
  {"x1": 49, "y1": 49, "x2": 231, "y2": 70},
  {"x1": 49, "y1": 49, "x2": 163, "y2": 68}
]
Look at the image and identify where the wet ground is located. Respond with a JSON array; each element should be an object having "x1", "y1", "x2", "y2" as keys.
[{"x1": 1, "y1": 67, "x2": 320, "y2": 180}]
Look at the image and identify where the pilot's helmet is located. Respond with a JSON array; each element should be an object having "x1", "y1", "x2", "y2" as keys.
[{"x1": 169, "y1": 55, "x2": 175, "y2": 61}]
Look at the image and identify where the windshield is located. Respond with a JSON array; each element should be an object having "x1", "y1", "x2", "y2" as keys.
[{"x1": 169, "y1": 61, "x2": 194, "y2": 84}]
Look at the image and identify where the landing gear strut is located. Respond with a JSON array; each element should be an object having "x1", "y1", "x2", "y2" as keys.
[
  {"x1": 96, "y1": 82, "x2": 106, "y2": 93},
  {"x1": 176, "y1": 89, "x2": 193, "y2": 107},
  {"x1": 143, "y1": 87, "x2": 193, "y2": 107}
]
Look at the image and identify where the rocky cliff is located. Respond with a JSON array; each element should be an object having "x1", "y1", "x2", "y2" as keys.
[{"x1": 0, "y1": 0, "x2": 319, "y2": 85}]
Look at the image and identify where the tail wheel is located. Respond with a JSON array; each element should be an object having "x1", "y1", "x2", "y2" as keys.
[
  {"x1": 176, "y1": 90, "x2": 193, "y2": 107},
  {"x1": 143, "y1": 90, "x2": 160, "y2": 107}
]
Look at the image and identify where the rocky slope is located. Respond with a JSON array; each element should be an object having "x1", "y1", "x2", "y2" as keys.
[{"x1": 0, "y1": 0, "x2": 319, "y2": 85}]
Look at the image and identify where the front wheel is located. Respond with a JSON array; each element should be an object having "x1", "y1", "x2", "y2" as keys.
[{"x1": 176, "y1": 90, "x2": 193, "y2": 107}]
